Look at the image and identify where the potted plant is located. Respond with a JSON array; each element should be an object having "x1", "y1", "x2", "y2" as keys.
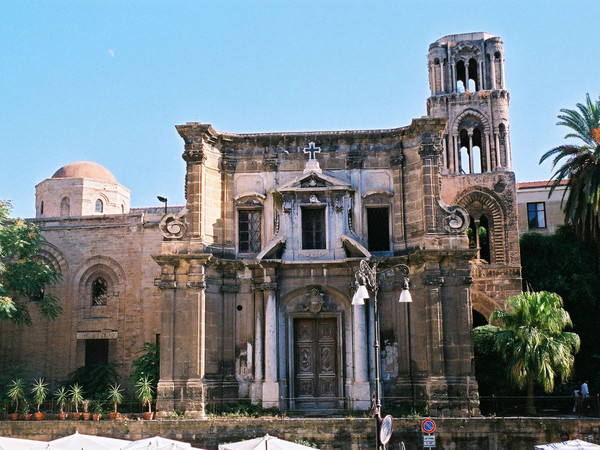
[
  {"x1": 31, "y1": 378, "x2": 48, "y2": 420},
  {"x1": 107, "y1": 383, "x2": 124, "y2": 420},
  {"x1": 92, "y1": 401, "x2": 103, "y2": 420},
  {"x1": 82, "y1": 399, "x2": 91, "y2": 420},
  {"x1": 68, "y1": 384, "x2": 84, "y2": 420},
  {"x1": 21, "y1": 398, "x2": 32, "y2": 420},
  {"x1": 7, "y1": 378, "x2": 25, "y2": 420},
  {"x1": 135, "y1": 375, "x2": 155, "y2": 420},
  {"x1": 54, "y1": 386, "x2": 69, "y2": 420}
]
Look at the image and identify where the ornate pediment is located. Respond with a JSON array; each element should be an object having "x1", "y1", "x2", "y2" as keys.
[{"x1": 276, "y1": 171, "x2": 354, "y2": 194}]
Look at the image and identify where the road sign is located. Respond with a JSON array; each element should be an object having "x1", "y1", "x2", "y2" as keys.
[
  {"x1": 423, "y1": 434, "x2": 436, "y2": 447},
  {"x1": 380, "y1": 414, "x2": 393, "y2": 446},
  {"x1": 421, "y1": 418, "x2": 436, "y2": 434}
]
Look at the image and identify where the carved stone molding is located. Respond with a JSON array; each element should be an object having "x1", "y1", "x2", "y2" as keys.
[
  {"x1": 257, "y1": 282, "x2": 278, "y2": 292},
  {"x1": 182, "y1": 149, "x2": 207, "y2": 163},
  {"x1": 222, "y1": 158, "x2": 237, "y2": 173},
  {"x1": 425, "y1": 275, "x2": 445, "y2": 286},
  {"x1": 158, "y1": 280, "x2": 177, "y2": 290},
  {"x1": 186, "y1": 281, "x2": 206, "y2": 290},
  {"x1": 221, "y1": 284, "x2": 239, "y2": 293}
]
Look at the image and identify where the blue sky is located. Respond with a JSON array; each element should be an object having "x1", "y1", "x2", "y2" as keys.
[{"x1": 1, "y1": 1, "x2": 598, "y2": 218}]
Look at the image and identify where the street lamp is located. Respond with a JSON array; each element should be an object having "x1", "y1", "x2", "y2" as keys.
[
  {"x1": 352, "y1": 259, "x2": 412, "y2": 449},
  {"x1": 157, "y1": 196, "x2": 168, "y2": 215}
]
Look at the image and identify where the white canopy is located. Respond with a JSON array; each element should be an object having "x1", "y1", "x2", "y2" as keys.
[
  {"x1": 534, "y1": 439, "x2": 600, "y2": 449},
  {"x1": 0, "y1": 436, "x2": 46, "y2": 450},
  {"x1": 30, "y1": 431, "x2": 131, "y2": 450},
  {"x1": 120, "y1": 436, "x2": 194, "y2": 449},
  {"x1": 218, "y1": 434, "x2": 317, "y2": 450}
]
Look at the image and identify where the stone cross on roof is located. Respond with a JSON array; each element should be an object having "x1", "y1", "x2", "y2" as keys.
[
  {"x1": 302, "y1": 142, "x2": 322, "y2": 174},
  {"x1": 303, "y1": 142, "x2": 321, "y2": 160}
]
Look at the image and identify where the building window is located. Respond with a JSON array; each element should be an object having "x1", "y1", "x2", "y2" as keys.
[
  {"x1": 302, "y1": 207, "x2": 326, "y2": 249},
  {"x1": 238, "y1": 210, "x2": 261, "y2": 253},
  {"x1": 92, "y1": 277, "x2": 108, "y2": 306},
  {"x1": 60, "y1": 197, "x2": 70, "y2": 216},
  {"x1": 95, "y1": 199, "x2": 103, "y2": 213},
  {"x1": 40, "y1": 201, "x2": 44, "y2": 215},
  {"x1": 527, "y1": 202, "x2": 546, "y2": 229},
  {"x1": 367, "y1": 207, "x2": 390, "y2": 252}
]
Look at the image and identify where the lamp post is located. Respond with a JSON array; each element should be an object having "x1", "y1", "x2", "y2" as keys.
[
  {"x1": 157, "y1": 196, "x2": 168, "y2": 215},
  {"x1": 352, "y1": 259, "x2": 412, "y2": 449}
]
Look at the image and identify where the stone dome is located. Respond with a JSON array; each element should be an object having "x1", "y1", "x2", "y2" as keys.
[{"x1": 52, "y1": 161, "x2": 118, "y2": 184}]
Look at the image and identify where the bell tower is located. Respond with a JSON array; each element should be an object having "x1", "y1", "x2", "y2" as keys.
[{"x1": 427, "y1": 32, "x2": 510, "y2": 175}]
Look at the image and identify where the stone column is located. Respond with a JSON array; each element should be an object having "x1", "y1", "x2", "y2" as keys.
[
  {"x1": 351, "y1": 302, "x2": 370, "y2": 410},
  {"x1": 262, "y1": 281, "x2": 280, "y2": 408},
  {"x1": 468, "y1": 132, "x2": 474, "y2": 174},
  {"x1": 182, "y1": 260, "x2": 207, "y2": 418},
  {"x1": 490, "y1": 55, "x2": 496, "y2": 90},
  {"x1": 251, "y1": 285, "x2": 264, "y2": 404}
]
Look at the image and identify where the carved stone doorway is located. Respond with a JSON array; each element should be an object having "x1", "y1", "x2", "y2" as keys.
[{"x1": 293, "y1": 317, "x2": 339, "y2": 410}]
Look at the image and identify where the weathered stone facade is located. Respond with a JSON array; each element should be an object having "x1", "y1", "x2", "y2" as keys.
[{"x1": 0, "y1": 32, "x2": 521, "y2": 417}]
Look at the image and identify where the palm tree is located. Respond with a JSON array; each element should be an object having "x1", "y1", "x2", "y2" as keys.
[
  {"x1": 490, "y1": 291, "x2": 580, "y2": 414},
  {"x1": 540, "y1": 93, "x2": 600, "y2": 247}
]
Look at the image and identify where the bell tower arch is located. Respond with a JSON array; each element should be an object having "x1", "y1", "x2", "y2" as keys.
[{"x1": 427, "y1": 33, "x2": 510, "y2": 176}]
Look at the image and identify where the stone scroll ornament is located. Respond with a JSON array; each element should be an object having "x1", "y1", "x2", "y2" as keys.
[
  {"x1": 438, "y1": 200, "x2": 470, "y2": 234},
  {"x1": 159, "y1": 212, "x2": 187, "y2": 240}
]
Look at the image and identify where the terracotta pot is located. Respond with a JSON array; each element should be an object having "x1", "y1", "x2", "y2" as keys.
[
  {"x1": 59, "y1": 412, "x2": 68, "y2": 420},
  {"x1": 34, "y1": 412, "x2": 45, "y2": 421},
  {"x1": 109, "y1": 412, "x2": 121, "y2": 420},
  {"x1": 92, "y1": 413, "x2": 101, "y2": 421},
  {"x1": 10, "y1": 413, "x2": 19, "y2": 421},
  {"x1": 24, "y1": 414, "x2": 33, "y2": 421},
  {"x1": 143, "y1": 412, "x2": 154, "y2": 420},
  {"x1": 72, "y1": 412, "x2": 82, "y2": 420},
  {"x1": 83, "y1": 412, "x2": 91, "y2": 420}
]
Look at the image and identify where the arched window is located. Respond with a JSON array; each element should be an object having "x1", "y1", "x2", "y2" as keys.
[
  {"x1": 456, "y1": 60, "x2": 466, "y2": 92},
  {"x1": 467, "y1": 215, "x2": 491, "y2": 262},
  {"x1": 92, "y1": 277, "x2": 108, "y2": 306},
  {"x1": 60, "y1": 197, "x2": 70, "y2": 216},
  {"x1": 467, "y1": 58, "x2": 479, "y2": 91},
  {"x1": 95, "y1": 199, "x2": 103, "y2": 213},
  {"x1": 40, "y1": 201, "x2": 44, "y2": 215}
]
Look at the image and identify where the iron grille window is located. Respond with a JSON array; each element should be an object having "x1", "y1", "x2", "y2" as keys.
[
  {"x1": 92, "y1": 277, "x2": 108, "y2": 306},
  {"x1": 239, "y1": 210, "x2": 261, "y2": 253},
  {"x1": 527, "y1": 202, "x2": 546, "y2": 229},
  {"x1": 367, "y1": 207, "x2": 390, "y2": 251},
  {"x1": 302, "y1": 207, "x2": 325, "y2": 249}
]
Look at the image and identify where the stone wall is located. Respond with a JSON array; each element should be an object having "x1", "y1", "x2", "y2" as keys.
[{"x1": 2, "y1": 417, "x2": 600, "y2": 450}]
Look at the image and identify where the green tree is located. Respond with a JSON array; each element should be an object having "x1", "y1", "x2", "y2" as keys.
[
  {"x1": 490, "y1": 291, "x2": 580, "y2": 413},
  {"x1": 540, "y1": 93, "x2": 600, "y2": 247},
  {"x1": 131, "y1": 342, "x2": 159, "y2": 398},
  {"x1": 0, "y1": 200, "x2": 62, "y2": 324}
]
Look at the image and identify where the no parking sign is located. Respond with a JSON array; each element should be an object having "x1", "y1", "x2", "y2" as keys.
[{"x1": 421, "y1": 418, "x2": 436, "y2": 434}]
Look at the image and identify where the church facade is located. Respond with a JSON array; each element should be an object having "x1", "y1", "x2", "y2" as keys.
[{"x1": 0, "y1": 32, "x2": 521, "y2": 417}]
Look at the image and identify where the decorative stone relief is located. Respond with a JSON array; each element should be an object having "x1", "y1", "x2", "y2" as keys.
[
  {"x1": 438, "y1": 200, "x2": 469, "y2": 234},
  {"x1": 160, "y1": 213, "x2": 187, "y2": 240},
  {"x1": 295, "y1": 288, "x2": 337, "y2": 314}
]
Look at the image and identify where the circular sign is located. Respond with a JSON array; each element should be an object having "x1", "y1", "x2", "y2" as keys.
[
  {"x1": 421, "y1": 418, "x2": 436, "y2": 434},
  {"x1": 380, "y1": 414, "x2": 394, "y2": 446}
]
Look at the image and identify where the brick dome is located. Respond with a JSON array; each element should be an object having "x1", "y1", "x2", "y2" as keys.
[{"x1": 52, "y1": 161, "x2": 118, "y2": 184}]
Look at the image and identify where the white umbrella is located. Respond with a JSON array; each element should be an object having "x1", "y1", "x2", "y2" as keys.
[
  {"x1": 37, "y1": 431, "x2": 131, "y2": 450},
  {"x1": 534, "y1": 439, "x2": 600, "y2": 449},
  {"x1": 121, "y1": 436, "x2": 193, "y2": 450},
  {"x1": 0, "y1": 436, "x2": 47, "y2": 450},
  {"x1": 218, "y1": 434, "x2": 317, "y2": 450}
]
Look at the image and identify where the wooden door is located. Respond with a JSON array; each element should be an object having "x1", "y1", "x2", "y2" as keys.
[{"x1": 294, "y1": 317, "x2": 338, "y2": 410}]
